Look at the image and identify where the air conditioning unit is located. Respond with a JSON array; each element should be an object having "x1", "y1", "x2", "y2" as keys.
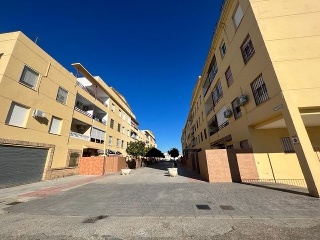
[
  {"x1": 33, "y1": 109, "x2": 45, "y2": 118},
  {"x1": 224, "y1": 108, "x2": 233, "y2": 118},
  {"x1": 237, "y1": 94, "x2": 248, "y2": 106}
]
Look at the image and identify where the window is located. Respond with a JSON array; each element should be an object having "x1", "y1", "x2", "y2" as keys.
[
  {"x1": 201, "y1": 132, "x2": 203, "y2": 142},
  {"x1": 240, "y1": 140, "x2": 249, "y2": 149},
  {"x1": 116, "y1": 138, "x2": 120, "y2": 147},
  {"x1": 90, "y1": 127, "x2": 105, "y2": 143},
  {"x1": 56, "y1": 87, "x2": 68, "y2": 104},
  {"x1": 220, "y1": 41, "x2": 227, "y2": 58},
  {"x1": 117, "y1": 123, "x2": 121, "y2": 132},
  {"x1": 49, "y1": 117, "x2": 62, "y2": 134},
  {"x1": 121, "y1": 140, "x2": 124, "y2": 149},
  {"x1": 212, "y1": 81, "x2": 223, "y2": 106},
  {"x1": 19, "y1": 66, "x2": 39, "y2": 89},
  {"x1": 225, "y1": 67, "x2": 234, "y2": 87},
  {"x1": 251, "y1": 74, "x2": 269, "y2": 106},
  {"x1": 281, "y1": 137, "x2": 295, "y2": 153},
  {"x1": 69, "y1": 152, "x2": 80, "y2": 167},
  {"x1": 122, "y1": 113, "x2": 126, "y2": 121},
  {"x1": 207, "y1": 55, "x2": 218, "y2": 83},
  {"x1": 122, "y1": 127, "x2": 125, "y2": 134},
  {"x1": 241, "y1": 35, "x2": 255, "y2": 64},
  {"x1": 127, "y1": 130, "x2": 130, "y2": 136},
  {"x1": 6, "y1": 102, "x2": 29, "y2": 127},
  {"x1": 110, "y1": 119, "x2": 114, "y2": 129},
  {"x1": 108, "y1": 136, "x2": 112, "y2": 146},
  {"x1": 111, "y1": 104, "x2": 115, "y2": 112},
  {"x1": 232, "y1": 98, "x2": 242, "y2": 119},
  {"x1": 233, "y1": 4, "x2": 244, "y2": 28},
  {"x1": 204, "y1": 128, "x2": 207, "y2": 139},
  {"x1": 127, "y1": 116, "x2": 131, "y2": 124},
  {"x1": 119, "y1": 110, "x2": 122, "y2": 117}
]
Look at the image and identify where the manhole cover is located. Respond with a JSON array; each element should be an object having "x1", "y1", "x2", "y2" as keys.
[
  {"x1": 220, "y1": 205, "x2": 235, "y2": 210},
  {"x1": 6, "y1": 201, "x2": 23, "y2": 206},
  {"x1": 82, "y1": 215, "x2": 108, "y2": 223},
  {"x1": 196, "y1": 204, "x2": 211, "y2": 210}
]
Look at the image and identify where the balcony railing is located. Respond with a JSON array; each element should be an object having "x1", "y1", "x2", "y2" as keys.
[
  {"x1": 76, "y1": 81, "x2": 108, "y2": 107},
  {"x1": 74, "y1": 106, "x2": 93, "y2": 118},
  {"x1": 70, "y1": 131, "x2": 90, "y2": 141}
]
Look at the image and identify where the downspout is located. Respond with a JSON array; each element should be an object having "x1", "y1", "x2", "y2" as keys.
[{"x1": 38, "y1": 62, "x2": 51, "y2": 94}]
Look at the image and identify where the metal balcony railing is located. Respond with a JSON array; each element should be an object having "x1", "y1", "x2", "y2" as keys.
[{"x1": 70, "y1": 131, "x2": 90, "y2": 141}]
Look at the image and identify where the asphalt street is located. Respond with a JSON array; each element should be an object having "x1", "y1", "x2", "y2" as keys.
[{"x1": 0, "y1": 161, "x2": 320, "y2": 239}]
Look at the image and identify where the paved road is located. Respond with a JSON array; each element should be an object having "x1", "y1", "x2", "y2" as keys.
[{"x1": 0, "y1": 161, "x2": 320, "y2": 239}]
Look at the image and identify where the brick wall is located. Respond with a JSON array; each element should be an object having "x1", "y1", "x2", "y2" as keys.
[
  {"x1": 44, "y1": 167, "x2": 79, "y2": 180},
  {"x1": 198, "y1": 150, "x2": 209, "y2": 181},
  {"x1": 79, "y1": 156, "x2": 105, "y2": 175},
  {"x1": 233, "y1": 149, "x2": 259, "y2": 180},
  {"x1": 197, "y1": 149, "x2": 258, "y2": 183},
  {"x1": 105, "y1": 157, "x2": 127, "y2": 173},
  {"x1": 204, "y1": 149, "x2": 233, "y2": 182}
]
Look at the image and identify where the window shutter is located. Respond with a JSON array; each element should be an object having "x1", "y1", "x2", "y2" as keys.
[
  {"x1": 233, "y1": 4, "x2": 244, "y2": 28},
  {"x1": 49, "y1": 117, "x2": 61, "y2": 134},
  {"x1": 7, "y1": 103, "x2": 29, "y2": 127}
]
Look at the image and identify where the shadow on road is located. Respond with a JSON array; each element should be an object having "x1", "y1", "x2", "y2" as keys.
[{"x1": 147, "y1": 161, "x2": 206, "y2": 182}]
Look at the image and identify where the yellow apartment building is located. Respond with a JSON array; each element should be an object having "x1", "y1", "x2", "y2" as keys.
[
  {"x1": 0, "y1": 31, "x2": 155, "y2": 188},
  {"x1": 139, "y1": 130, "x2": 157, "y2": 148},
  {"x1": 181, "y1": 0, "x2": 320, "y2": 197}
]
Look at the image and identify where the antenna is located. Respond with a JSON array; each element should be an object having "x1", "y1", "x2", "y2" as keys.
[{"x1": 33, "y1": 34, "x2": 41, "y2": 44}]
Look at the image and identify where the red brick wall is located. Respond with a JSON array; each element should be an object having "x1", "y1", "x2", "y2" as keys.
[
  {"x1": 234, "y1": 149, "x2": 259, "y2": 180},
  {"x1": 204, "y1": 149, "x2": 233, "y2": 182},
  {"x1": 105, "y1": 157, "x2": 127, "y2": 173},
  {"x1": 198, "y1": 150, "x2": 209, "y2": 181},
  {"x1": 79, "y1": 156, "x2": 104, "y2": 175}
]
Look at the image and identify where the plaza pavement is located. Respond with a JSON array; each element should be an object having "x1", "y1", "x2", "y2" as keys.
[{"x1": 0, "y1": 161, "x2": 320, "y2": 239}]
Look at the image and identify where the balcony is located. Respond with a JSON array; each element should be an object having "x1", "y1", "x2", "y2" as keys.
[
  {"x1": 70, "y1": 131, "x2": 90, "y2": 141},
  {"x1": 76, "y1": 80, "x2": 108, "y2": 107}
]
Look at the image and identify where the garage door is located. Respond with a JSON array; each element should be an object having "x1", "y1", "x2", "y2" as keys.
[{"x1": 0, "y1": 145, "x2": 49, "y2": 188}]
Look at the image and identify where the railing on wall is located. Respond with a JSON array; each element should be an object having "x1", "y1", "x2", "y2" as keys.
[
  {"x1": 242, "y1": 179, "x2": 307, "y2": 188},
  {"x1": 70, "y1": 131, "x2": 90, "y2": 141}
]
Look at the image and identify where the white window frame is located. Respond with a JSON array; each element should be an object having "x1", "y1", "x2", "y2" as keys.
[
  {"x1": 49, "y1": 117, "x2": 62, "y2": 135},
  {"x1": 5, "y1": 102, "x2": 29, "y2": 127},
  {"x1": 111, "y1": 104, "x2": 115, "y2": 112},
  {"x1": 56, "y1": 87, "x2": 68, "y2": 105}
]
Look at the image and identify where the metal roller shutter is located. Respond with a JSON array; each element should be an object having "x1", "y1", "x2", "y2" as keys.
[{"x1": 0, "y1": 145, "x2": 48, "y2": 188}]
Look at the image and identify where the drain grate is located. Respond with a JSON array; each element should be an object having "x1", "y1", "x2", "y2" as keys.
[
  {"x1": 6, "y1": 201, "x2": 23, "y2": 206},
  {"x1": 220, "y1": 205, "x2": 235, "y2": 210},
  {"x1": 196, "y1": 204, "x2": 211, "y2": 210},
  {"x1": 82, "y1": 215, "x2": 108, "y2": 223}
]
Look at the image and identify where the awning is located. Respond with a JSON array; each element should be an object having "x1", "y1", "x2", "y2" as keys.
[{"x1": 210, "y1": 134, "x2": 232, "y2": 147}]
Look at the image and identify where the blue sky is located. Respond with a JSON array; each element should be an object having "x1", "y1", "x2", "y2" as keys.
[{"x1": 2, "y1": 0, "x2": 224, "y2": 154}]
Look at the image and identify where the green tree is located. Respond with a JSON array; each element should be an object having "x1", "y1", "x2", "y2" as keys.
[
  {"x1": 126, "y1": 141, "x2": 146, "y2": 159},
  {"x1": 168, "y1": 148, "x2": 179, "y2": 159},
  {"x1": 146, "y1": 147, "x2": 165, "y2": 158},
  {"x1": 144, "y1": 146, "x2": 153, "y2": 157}
]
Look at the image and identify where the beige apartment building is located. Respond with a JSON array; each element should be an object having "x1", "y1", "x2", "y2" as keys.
[
  {"x1": 182, "y1": 0, "x2": 320, "y2": 197},
  {"x1": 0, "y1": 31, "x2": 155, "y2": 188},
  {"x1": 139, "y1": 130, "x2": 157, "y2": 148}
]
